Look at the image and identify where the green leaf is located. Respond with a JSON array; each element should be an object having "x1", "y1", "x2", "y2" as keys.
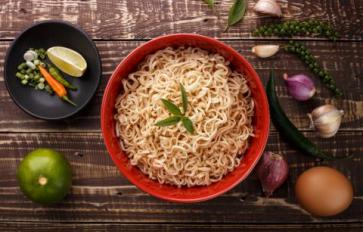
[
  {"x1": 203, "y1": 0, "x2": 215, "y2": 8},
  {"x1": 182, "y1": 117, "x2": 194, "y2": 134},
  {"x1": 155, "y1": 116, "x2": 181, "y2": 127},
  {"x1": 225, "y1": 0, "x2": 247, "y2": 31},
  {"x1": 161, "y1": 99, "x2": 182, "y2": 115},
  {"x1": 180, "y1": 84, "x2": 188, "y2": 115}
]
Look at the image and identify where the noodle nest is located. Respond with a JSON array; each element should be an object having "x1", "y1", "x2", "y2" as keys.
[{"x1": 115, "y1": 47, "x2": 254, "y2": 187}]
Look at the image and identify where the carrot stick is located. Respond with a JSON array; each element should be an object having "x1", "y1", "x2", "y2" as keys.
[{"x1": 38, "y1": 65, "x2": 76, "y2": 106}]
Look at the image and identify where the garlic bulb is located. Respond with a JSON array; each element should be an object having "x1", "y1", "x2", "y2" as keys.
[
  {"x1": 252, "y1": 45, "x2": 279, "y2": 58},
  {"x1": 308, "y1": 105, "x2": 344, "y2": 138},
  {"x1": 253, "y1": 0, "x2": 282, "y2": 17}
]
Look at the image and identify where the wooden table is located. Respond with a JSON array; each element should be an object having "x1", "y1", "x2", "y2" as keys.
[{"x1": 0, "y1": 0, "x2": 362, "y2": 231}]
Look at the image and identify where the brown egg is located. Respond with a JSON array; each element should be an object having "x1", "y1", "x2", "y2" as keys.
[{"x1": 295, "y1": 166, "x2": 353, "y2": 217}]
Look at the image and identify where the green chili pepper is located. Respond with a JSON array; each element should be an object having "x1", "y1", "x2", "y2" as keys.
[
  {"x1": 48, "y1": 66, "x2": 77, "y2": 91},
  {"x1": 266, "y1": 72, "x2": 348, "y2": 160}
]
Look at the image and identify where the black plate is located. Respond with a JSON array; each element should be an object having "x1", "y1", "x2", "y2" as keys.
[{"x1": 4, "y1": 20, "x2": 101, "y2": 120}]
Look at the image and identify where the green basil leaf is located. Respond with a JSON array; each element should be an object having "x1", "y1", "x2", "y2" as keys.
[
  {"x1": 161, "y1": 99, "x2": 182, "y2": 115},
  {"x1": 203, "y1": 0, "x2": 215, "y2": 8},
  {"x1": 225, "y1": 0, "x2": 247, "y2": 31},
  {"x1": 182, "y1": 117, "x2": 194, "y2": 134},
  {"x1": 155, "y1": 116, "x2": 181, "y2": 127},
  {"x1": 180, "y1": 84, "x2": 188, "y2": 115}
]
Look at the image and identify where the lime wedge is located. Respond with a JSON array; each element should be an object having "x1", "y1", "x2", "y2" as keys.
[{"x1": 47, "y1": 46, "x2": 87, "y2": 77}]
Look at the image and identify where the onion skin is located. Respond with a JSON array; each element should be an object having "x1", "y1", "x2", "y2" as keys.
[
  {"x1": 257, "y1": 151, "x2": 289, "y2": 197},
  {"x1": 283, "y1": 73, "x2": 316, "y2": 101}
]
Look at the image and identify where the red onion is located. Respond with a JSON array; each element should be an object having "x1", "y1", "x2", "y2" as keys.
[
  {"x1": 283, "y1": 73, "x2": 316, "y2": 101},
  {"x1": 257, "y1": 151, "x2": 289, "y2": 197}
]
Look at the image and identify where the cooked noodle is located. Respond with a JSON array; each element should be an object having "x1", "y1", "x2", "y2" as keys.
[{"x1": 114, "y1": 47, "x2": 254, "y2": 187}]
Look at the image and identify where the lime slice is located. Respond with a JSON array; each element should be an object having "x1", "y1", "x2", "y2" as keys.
[{"x1": 47, "y1": 46, "x2": 87, "y2": 77}]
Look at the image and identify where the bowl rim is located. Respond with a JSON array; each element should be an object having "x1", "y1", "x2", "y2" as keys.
[
  {"x1": 4, "y1": 20, "x2": 102, "y2": 120},
  {"x1": 101, "y1": 33, "x2": 270, "y2": 203}
]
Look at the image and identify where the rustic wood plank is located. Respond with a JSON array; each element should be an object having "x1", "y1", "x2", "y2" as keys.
[
  {"x1": 0, "y1": 40, "x2": 362, "y2": 132},
  {"x1": 1, "y1": 222, "x2": 363, "y2": 232},
  {"x1": 0, "y1": 131, "x2": 361, "y2": 223},
  {"x1": 0, "y1": 0, "x2": 362, "y2": 40}
]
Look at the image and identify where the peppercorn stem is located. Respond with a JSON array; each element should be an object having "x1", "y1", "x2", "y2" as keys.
[{"x1": 285, "y1": 40, "x2": 342, "y2": 96}]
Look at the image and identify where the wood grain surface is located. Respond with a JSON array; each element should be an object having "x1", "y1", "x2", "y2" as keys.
[
  {"x1": 1, "y1": 222, "x2": 363, "y2": 232},
  {"x1": 0, "y1": 40, "x2": 362, "y2": 132},
  {"x1": 0, "y1": 0, "x2": 362, "y2": 231},
  {"x1": 0, "y1": 0, "x2": 362, "y2": 40},
  {"x1": 0, "y1": 132, "x2": 361, "y2": 223}
]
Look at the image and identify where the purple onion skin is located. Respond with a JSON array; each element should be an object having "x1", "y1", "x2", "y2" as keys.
[
  {"x1": 284, "y1": 74, "x2": 316, "y2": 101},
  {"x1": 257, "y1": 151, "x2": 289, "y2": 197}
]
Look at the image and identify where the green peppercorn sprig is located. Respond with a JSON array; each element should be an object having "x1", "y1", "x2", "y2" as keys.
[
  {"x1": 284, "y1": 40, "x2": 342, "y2": 96},
  {"x1": 253, "y1": 20, "x2": 340, "y2": 41}
]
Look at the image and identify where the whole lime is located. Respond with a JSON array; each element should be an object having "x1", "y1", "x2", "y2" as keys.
[{"x1": 16, "y1": 148, "x2": 72, "y2": 204}]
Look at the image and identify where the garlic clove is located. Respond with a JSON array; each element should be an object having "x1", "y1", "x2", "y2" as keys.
[
  {"x1": 252, "y1": 45, "x2": 279, "y2": 58},
  {"x1": 309, "y1": 104, "x2": 344, "y2": 138},
  {"x1": 253, "y1": 0, "x2": 282, "y2": 17}
]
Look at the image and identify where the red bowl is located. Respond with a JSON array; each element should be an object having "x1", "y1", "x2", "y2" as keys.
[{"x1": 101, "y1": 34, "x2": 270, "y2": 203}]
